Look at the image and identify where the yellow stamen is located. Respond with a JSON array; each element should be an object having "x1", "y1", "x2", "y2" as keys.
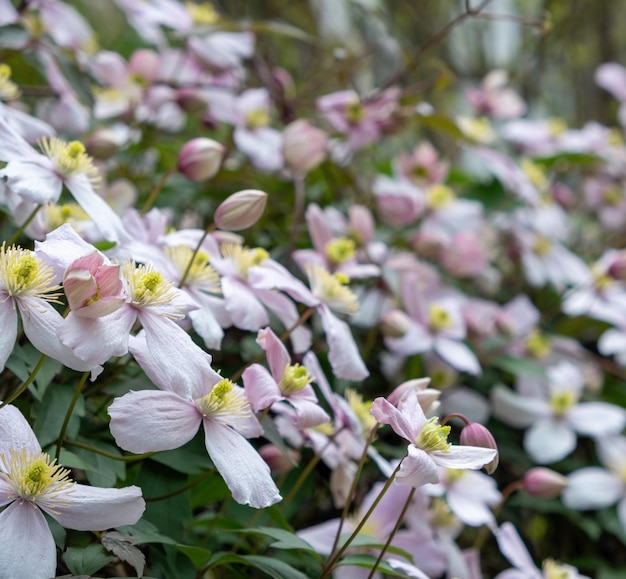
[
  {"x1": 279, "y1": 364, "x2": 313, "y2": 395},
  {"x1": 220, "y1": 243, "x2": 268, "y2": 280},
  {"x1": 525, "y1": 329, "x2": 551, "y2": 359},
  {"x1": 426, "y1": 184, "x2": 456, "y2": 209},
  {"x1": 164, "y1": 246, "x2": 221, "y2": 293},
  {"x1": 345, "y1": 388, "x2": 377, "y2": 437},
  {"x1": 415, "y1": 417, "x2": 451, "y2": 454},
  {"x1": 245, "y1": 108, "x2": 270, "y2": 130},
  {"x1": 325, "y1": 237, "x2": 356, "y2": 264},
  {"x1": 186, "y1": 2, "x2": 219, "y2": 24},
  {"x1": 306, "y1": 265, "x2": 359, "y2": 315},
  {"x1": 196, "y1": 378, "x2": 252, "y2": 418},
  {"x1": 0, "y1": 63, "x2": 20, "y2": 100},
  {"x1": 428, "y1": 304, "x2": 453, "y2": 332},
  {"x1": 0, "y1": 243, "x2": 61, "y2": 300},
  {"x1": 39, "y1": 137, "x2": 99, "y2": 183},
  {"x1": 549, "y1": 390, "x2": 577, "y2": 416},
  {"x1": 123, "y1": 261, "x2": 178, "y2": 311}
]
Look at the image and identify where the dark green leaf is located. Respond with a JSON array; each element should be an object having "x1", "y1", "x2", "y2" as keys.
[{"x1": 62, "y1": 544, "x2": 113, "y2": 576}]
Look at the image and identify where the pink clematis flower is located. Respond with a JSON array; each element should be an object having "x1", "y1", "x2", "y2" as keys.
[
  {"x1": 371, "y1": 389, "x2": 496, "y2": 489},
  {"x1": 0, "y1": 115, "x2": 128, "y2": 242},
  {"x1": 0, "y1": 404, "x2": 145, "y2": 579},
  {"x1": 108, "y1": 333, "x2": 281, "y2": 509},
  {"x1": 242, "y1": 327, "x2": 329, "y2": 428}
]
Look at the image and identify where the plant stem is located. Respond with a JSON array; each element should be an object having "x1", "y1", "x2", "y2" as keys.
[
  {"x1": 7, "y1": 204, "x2": 42, "y2": 245},
  {"x1": 55, "y1": 371, "x2": 90, "y2": 461},
  {"x1": 63, "y1": 438, "x2": 154, "y2": 462},
  {"x1": 145, "y1": 468, "x2": 217, "y2": 502},
  {"x1": 0, "y1": 353, "x2": 47, "y2": 409},
  {"x1": 178, "y1": 223, "x2": 216, "y2": 288},
  {"x1": 141, "y1": 167, "x2": 176, "y2": 214},
  {"x1": 367, "y1": 487, "x2": 416, "y2": 578}
]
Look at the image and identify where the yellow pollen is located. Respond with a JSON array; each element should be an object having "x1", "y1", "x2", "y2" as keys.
[
  {"x1": 549, "y1": 390, "x2": 577, "y2": 416},
  {"x1": 533, "y1": 235, "x2": 552, "y2": 256},
  {"x1": 325, "y1": 237, "x2": 356, "y2": 264},
  {"x1": 521, "y1": 158, "x2": 549, "y2": 191},
  {"x1": 44, "y1": 202, "x2": 90, "y2": 231},
  {"x1": 456, "y1": 115, "x2": 496, "y2": 143},
  {"x1": 187, "y1": 2, "x2": 219, "y2": 24},
  {"x1": 591, "y1": 265, "x2": 613, "y2": 290},
  {"x1": 428, "y1": 304, "x2": 453, "y2": 332},
  {"x1": 279, "y1": 364, "x2": 313, "y2": 395},
  {"x1": 525, "y1": 329, "x2": 551, "y2": 359},
  {"x1": 609, "y1": 129, "x2": 624, "y2": 147},
  {"x1": 542, "y1": 559, "x2": 571, "y2": 579},
  {"x1": 245, "y1": 108, "x2": 270, "y2": 130},
  {"x1": 547, "y1": 118, "x2": 567, "y2": 137},
  {"x1": 312, "y1": 422, "x2": 335, "y2": 436},
  {"x1": 221, "y1": 243, "x2": 268, "y2": 280},
  {"x1": 39, "y1": 137, "x2": 99, "y2": 182},
  {"x1": 196, "y1": 378, "x2": 252, "y2": 418},
  {"x1": 306, "y1": 265, "x2": 359, "y2": 315},
  {"x1": 603, "y1": 187, "x2": 622, "y2": 205},
  {"x1": 0, "y1": 448, "x2": 75, "y2": 506},
  {"x1": 426, "y1": 184, "x2": 456, "y2": 209},
  {"x1": 415, "y1": 417, "x2": 451, "y2": 454},
  {"x1": 124, "y1": 261, "x2": 178, "y2": 310},
  {"x1": 444, "y1": 468, "x2": 466, "y2": 484},
  {"x1": 165, "y1": 246, "x2": 221, "y2": 293},
  {"x1": 0, "y1": 63, "x2": 20, "y2": 100},
  {"x1": 0, "y1": 243, "x2": 61, "y2": 299},
  {"x1": 345, "y1": 100, "x2": 364, "y2": 124},
  {"x1": 345, "y1": 388, "x2": 377, "y2": 437},
  {"x1": 430, "y1": 497, "x2": 457, "y2": 527}
]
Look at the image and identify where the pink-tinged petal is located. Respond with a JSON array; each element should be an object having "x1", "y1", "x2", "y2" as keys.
[
  {"x1": 305, "y1": 204, "x2": 333, "y2": 254},
  {"x1": 66, "y1": 174, "x2": 130, "y2": 243},
  {"x1": 371, "y1": 396, "x2": 418, "y2": 444},
  {"x1": 60, "y1": 307, "x2": 135, "y2": 366},
  {"x1": 524, "y1": 419, "x2": 576, "y2": 464},
  {"x1": 597, "y1": 436, "x2": 626, "y2": 472},
  {"x1": 396, "y1": 445, "x2": 440, "y2": 488},
  {"x1": 563, "y1": 467, "x2": 624, "y2": 510},
  {"x1": 493, "y1": 522, "x2": 541, "y2": 577},
  {"x1": 447, "y1": 475, "x2": 499, "y2": 527},
  {"x1": 188, "y1": 298, "x2": 225, "y2": 350},
  {"x1": 248, "y1": 261, "x2": 319, "y2": 307},
  {"x1": 495, "y1": 571, "x2": 535, "y2": 579},
  {"x1": 203, "y1": 419, "x2": 282, "y2": 508},
  {"x1": 318, "y1": 306, "x2": 368, "y2": 381},
  {"x1": 242, "y1": 364, "x2": 282, "y2": 412},
  {"x1": 568, "y1": 402, "x2": 626, "y2": 436},
  {"x1": 0, "y1": 405, "x2": 41, "y2": 465},
  {"x1": 256, "y1": 327, "x2": 290, "y2": 380},
  {"x1": 2, "y1": 159, "x2": 61, "y2": 203},
  {"x1": 289, "y1": 397, "x2": 330, "y2": 429},
  {"x1": 207, "y1": 385, "x2": 264, "y2": 438},
  {"x1": 296, "y1": 519, "x2": 342, "y2": 555},
  {"x1": 136, "y1": 314, "x2": 221, "y2": 399},
  {"x1": 434, "y1": 337, "x2": 481, "y2": 375},
  {"x1": 0, "y1": 297, "x2": 18, "y2": 371},
  {"x1": 491, "y1": 385, "x2": 550, "y2": 428},
  {"x1": 19, "y1": 297, "x2": 101, "y2": 376},
  {"x1": 108, "y1": 390, "x2": 202, "y2": 453},
  {"x1": 386, "y1": 558, "x2": 430, "y2": 579},
  {"x1": 385, "y1": 322, "x2": 433, "y2": 356},
  {"x1": 0, "y1": 501, "x2": 56, "y2": 579},
  {"x1": 222, "y1": 276, "x2": 269, "y2": 330},
  {"x1": 431, "y1": 445, "x2": 496, "y2": 470},
  {"x1": 0, "y1": 114, "x2": 45, "y2": 161},
  {"x1": 34, "y1": 222, "x2": 96, "y2": 279},
  {"x1": 0, "y1": 479, "x2": 15, "y2": 507},
  {"x1": 43, "y1": 484, "x2": 144, "y2": 531}
]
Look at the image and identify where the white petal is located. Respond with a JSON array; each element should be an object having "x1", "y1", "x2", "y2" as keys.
[
  {"x1": 2, "y1": 160, "x2": 61, "y2": 204},
  {"x1": 568, "y1": 402, "x2": 626, "y2": 436},
  {"x1": 435, "y1": 337, "x2": 481, "y2": 375},
  {"x1": 0, "y1": 405, "x2": 41, "y2": 468},
  {"x1": 0, "y1": 297, "x2": 18, "y2": 371},
  {"x1": 563, "y1": 467, "x2": 624, "y2": 510},
  {"x1": 43, "y1": 484, "x2": 145, "y2": 531},
  {"x1": 491, "y1": 385, "x2": 549, "y2": 428},
  {"x1": 108, "y1": 390, "x2": 202, "y2": 453},
  {"x1": 493, "y1": 522, "x2": 540, "y2": 577},
  {"x1": 0, "y1": 501, "x2": 56, "y2": 579},
  {"x1": 222, "y1": 276, "x2": 269, "y2": 330},
  {"x1": 431, "y1": 445, "x2": 496, "y2": 470},
  {"x1": 524, "y1": 419, "x2": 576, "y2": 464},
  {"x1": 203, "y1": 419, "x2": 281, "y2": 508},
  {"x1": 396, "y1": 445, "x2": 440, "y2": 488}
]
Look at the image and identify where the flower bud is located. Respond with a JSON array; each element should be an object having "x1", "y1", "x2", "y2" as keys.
[
  {"x1": 608, "y1": 251, "x2": 626, "y2": 281},
  {"x1": 214, "y1": 189, "x2": 267, "y2": 231},
  {"x1": 259, "y1": 445, "x2": 299, "y2": 475},
  {"x1": 282, "y1": 119, "x2": 328, "y2": 174},
  {"x1": 178, "y1": 138, "x2": 225, "y2": 181},
  {"x1": 380, "y1": 309, "x2": 412, "y2": 338},
  {"x1": 411, "y1": 229, "x2": 445, "y2": 260},
  {"x1": 86, "y1": 129, "x2": 120, "y2": 160},
  {"x1": 176, "y1": 87, "x2": 208, "y2": 113},
  {"x1": 460, "y1": 422, "x2": 499, "y2": 474},
  {"x1": 129, "y1": 49, "x2": 160, "y2": 83},
  {"x1": 522, "y1": 467, "x2": 568, "y2": 499}
]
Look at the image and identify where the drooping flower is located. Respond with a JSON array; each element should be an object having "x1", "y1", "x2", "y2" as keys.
[
  {"x1": 371, "y1": 389, "x2": 496, "y2": 489},
  {"x1": 0, "y1": 404, "x2": 145, "y2": 579}
]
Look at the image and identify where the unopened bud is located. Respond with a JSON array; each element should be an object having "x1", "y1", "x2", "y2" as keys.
[
  {"x1": 380, "y1": 309, "x2": 412, "y2": 338},
  {"x1": 129, "y1": 49, "x2": 160, "y2": 83},
  {"x1": 608, "y1": 251, "x2": 626, "y2": 281},
  {"x1": 282, "y1": 119, "x2": 328, "y2": 174},
  {"x1": 86, "y1": 129, "x2": 120, "y2": 160},
  {"x1": 176, "y1": 87, "x2": 208, "y2": 113},
  {"x1": 523, "y1": 467, "x2": 568, "y2": 499},
  {"x1": 178, "y1": 138, "x2": 224, "y2": 181},
  {"x1": 214, "y1": 189, "x2": 267, "y2": 231},
  {"x1": 460, "y1": 422, "x2": 499, "y2": 474},
  {"x1": 411, "y1": 230, "x2": 445, "y2": 260},
  {"x1": 259, "y1": 444, "x2": 299, "y2": 475}
]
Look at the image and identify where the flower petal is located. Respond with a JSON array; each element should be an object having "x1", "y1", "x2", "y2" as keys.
[
  {"x1": 0, "y1": 298, "x2": 18, "y2": 372},
  {"x1": 563, "y1": 467, "x2": 624, "y2": 510},
  {"x1": 203, "y1": 419, "x2": 281, "y2": 508},
  {"x1": 222, "y1": 276, "x2": 269, "y2": 331},
  {"x1": 0, "y1": 501, "x2": 56, "y2": 579},
  {"x1": 524, "y1": 419, "x2": 576, "y2": 464},
  {"x1": 493, "y1": 522, "x2": 541, "y2": 577},
  {"x1": 242, "y1": 364, "x2": 281, "y2": 412},
  {"x1": 0, "y1": 405, "x2": 41, "y2": 467},
  {"x1": 431, "y1": 445, "x2": 496, "y2": 470},
  {"x1": 396, "y1": 445, "x2": 440, "y2": 488},
  {"x1": 43, "y1": 484, "x2": 145, "y2": 531},
  {"x1": 108, "y1": 390, "x2": 202, "y2": 453},
  {"x1": 371, "y1": 396, "x2": 419, "y2": 444},
  {"x1": 568, "y1": 402, "x2": 626, "y2": 436},
  {"x1": 491, "y1": 385, "x2": 549, "y2": 428},
  {"x1": 435, "y1": 337, "x2": 481, "y2": 375}
]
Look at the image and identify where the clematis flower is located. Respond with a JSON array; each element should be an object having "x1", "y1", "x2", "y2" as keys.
[
  {"x1": 242, "y1": 327, "x2": 329, "y2": 428},
  {"x1": 0, "y1": 404, "x2": 145, "y2": 579},
  {"x1": 108, "y1": 333, "x2": 281, "y2": 509},
  {"x1": 371, "y1": 389, "x2": 496, "y2": 489},
  {"x1": 0, "y1": 115, "x2": 128, "y2": 242}
]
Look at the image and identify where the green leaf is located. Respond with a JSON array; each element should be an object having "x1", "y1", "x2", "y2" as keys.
[
  {"x1": 149, "y1": 431, "x2": 213, "y2": 475},
  {"x1": 208, "y1": 552, "x2": 310, "y2": 579},
  {"x1": 335, "y1": 554, "x2": 409, "y2": 576},
  {"x1": 62, "y1": 544, "x2": 113, "y2": 576},
  {"x1": 492, "y1": 356, "x2": 547, "y2": 378},
  {"x1": 243, "y1": 527, "x2": 321, "y2": 556},
  {"x1": 102, "y1": 531, "x2": 146, "y2": 577},
  {"x1": 73, "y1": 439, "x2": 126, "y2": 487},
  {"x1": 32, "y1": 383, "x2": 84, "y2": 447},
  {"x1": 176, "y1": 544, "x2": 212, "y2": 570}
]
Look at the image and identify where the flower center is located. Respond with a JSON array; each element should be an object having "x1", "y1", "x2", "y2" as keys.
[
  {"x1": 325, "y1": 237, "x2": 356, "y2": 264},
  {"x1": 196, "y1": 378, "x2": 252, "y2": 418},
  {"x1": 306, "y1": 265, "x2": 359, "y2": 315},
  {"x1": 245, "y1": 108, "x2": 270, "y2": 130},
  {"x1": 444, "y1": 468, "x2": 466, "y2": 484},
  {"x1": 542, "y1": 559, "x2": 571, "y2": 579},
  {"x1": 124, "y1": 261, "x2": 177, "y2": 309},
  {"x1": 165, "y1": 245, "x2": 221, "y2": 292},
  {"x1": 0, "y1": 63, "x2": 20, "y2": 100},
  {"x1": 549, "y1": 390, "x2": 577, "y2": 416},
  {"x1": 39, "y1": 137, "x2": 99, "y2": 182},
  {"x1": 1, "y1": 448, "x2": 75, "y2": 506},
  {"x1": 415, "y1": 417, "x2": 451, "y2": 454},
  {"x1": 44, "y1": 202, "x2": 90, "y2": 230},
  {"x1": 533, "y1": 235, "x2": 552, "y2": 256},
  {"x1": 345, "y1": 388, "x2": 377, "y2": 437},
  {"x1": 221, "y1": 243, "x2": 268, "y2": 281},
  {"x1": 0, "y1": 244, "x2": 61, "y2": 299},
  {"x1": 279, "y1": 364, "x2": 313, "y2": 395},
  {"x1": 187, "y1": 2, "x2": 219, "y2": 25},
  {"x1": 525, "y1": 329, "x2": 551, "y2": 359},
  {"x1": 426, "y1": 184, "x2": 456, "y2": 209},
  {"x1": 521, "y1": 158, "x2": 549, "y2": 191},
  {"x1": 345, "y1": 100, "x2": 364, "y2": 124},
  {"x1": 428, "y1": 304, "x2": 453, "y2": 332}
]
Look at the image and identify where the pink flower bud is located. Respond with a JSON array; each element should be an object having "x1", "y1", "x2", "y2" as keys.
[
  {"x1": 64, "y1": 253, "x2": 126, "y2": 318},
  {"x1": 129, "y1": 49, "x2": 160, "y2": 83},
  {"x1": 440, "y1": 232, "x2": 487, "y2": 278},
  {"x1": 259, "y1": 445, "x2": 299, "y2": 475},
  {"x1": 460, "y1": 422, "x2": 499, "y2": 474},
  {"x1": 282, "y1": 119, "x2": 328, "y2": 174},
  {"x1": 608, "y1": 251, "x2": 626, "y2": 281},
  {"x1": 178, "y1": 138, "x2": 225, "y2": 181},
  {"x1": 523, "y1": 467, "x2": 568, "y2": 499},
  {"x1": 214, "y1": 189, "x2": 268, "y2": 231},
  {"x1": 411, "y1": 229, "x2": 446, "y2": 259},
  {"x1": 380, "y1": 309, "x2": 412, "y2": 338},
  {"x1": 349, "y1": 204, "x2": 375, "y2": 244},
  {"x1": 86, "y1": 129, "x2": 119, "y2": 160},
  {"x1": 176, "y1": 87, "x2": 208, "y2": 113}
]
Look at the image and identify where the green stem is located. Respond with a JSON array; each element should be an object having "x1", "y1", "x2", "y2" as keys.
[
  {"x1": 63, "y1": 438, "x2": 154, "y2": 462},
  {"x1": 178, "y1": 223, "x2": 216, "y2": 288},
  {"x1": 55, "y1": 372, "x2": 89, "y2": 461},
  {"x1": 281, "y1": 449, "x2": 324, "y2": 510},
  {"x1": 0, "y1": 353, "x2": 47, "y2": 408},
  {"x1": 145, "y1": 468, "x2": 216, "y2": 502},
  {"x1": 141, "y1": 167, "x2": 176, "y2": 214},
  {"x1": 330, "y1": 423, "x2": 380, "y2": 555},
  {"x1": 321, "y1": 461, "x2": 402, "y2": 578},
  {"x1": 366, "y1": 488, "x2": 416, "y2": 578},
  {"x1": 7, "y1": 204, "x2": 42, "y2": 245}
]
